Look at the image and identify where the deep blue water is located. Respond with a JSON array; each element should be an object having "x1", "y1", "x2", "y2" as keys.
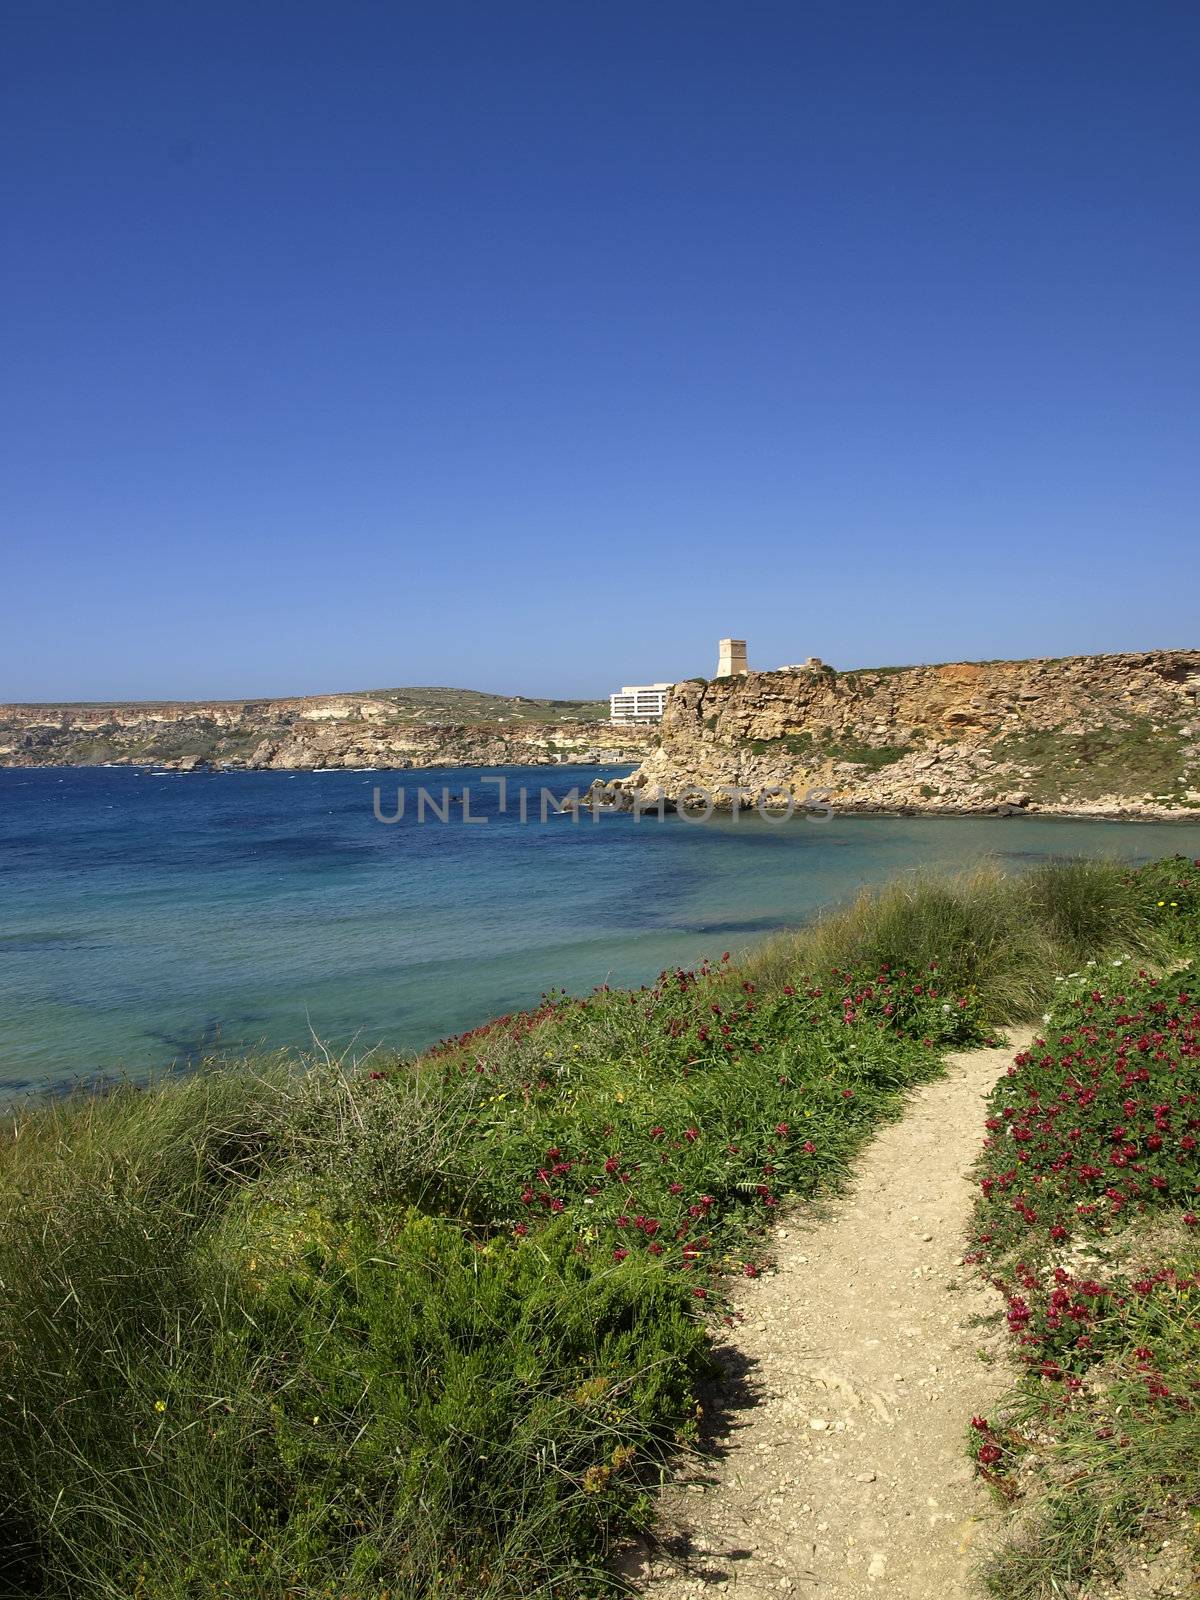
[{"x1": 4, "y1": 764, "x2": 1200, "y2": 1094}]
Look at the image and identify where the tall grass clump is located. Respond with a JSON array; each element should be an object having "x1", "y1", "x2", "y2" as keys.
[
  {"x1": 0, "y1": 855, "x2": 1194, "y2": 1597},
  {"x1": 749, "y1": 857, "x2": 1175, "y2": 1021},
  {"x1": 0, "y1": 1070, "x2": 276, "y2": 1596},
  {"x1": 1021, "y1": 856, "x2": 1175, "y2": 968}
]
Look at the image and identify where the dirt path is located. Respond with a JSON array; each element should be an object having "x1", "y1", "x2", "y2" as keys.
[{"x1": 638, "y1": 1032, "x2": 1033, "y2": 1600}]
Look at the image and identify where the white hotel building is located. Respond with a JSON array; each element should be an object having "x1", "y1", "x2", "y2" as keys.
[{"x1": 609, "y1": 682, "x2": 673, "y2": 724}]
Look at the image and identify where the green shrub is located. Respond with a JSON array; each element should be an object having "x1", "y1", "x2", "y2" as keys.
[{"x1": 228, "y1": 1209, "x2": 709, "y2": 1595}]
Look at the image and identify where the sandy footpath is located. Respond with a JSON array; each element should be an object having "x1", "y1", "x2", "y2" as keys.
[{"x1": 636, "y1": 1031, "x2": 1034, "y2": 1600}]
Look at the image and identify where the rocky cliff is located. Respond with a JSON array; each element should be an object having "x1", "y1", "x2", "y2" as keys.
[
  {"x1": 0, "y1": 690, "x2": 655, "y2": 771},
  {"x1": 602, "y1": 651, "x2": 1200, "y2": 819}
]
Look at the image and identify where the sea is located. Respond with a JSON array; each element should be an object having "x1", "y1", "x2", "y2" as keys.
[{"x1": 3, "y1": 764, "x2": 1199, "y2": 1096}]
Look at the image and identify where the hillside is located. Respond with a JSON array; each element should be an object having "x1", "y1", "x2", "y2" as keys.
[
  {"x1": 0, "y1": 687, "x2": 651, "y2": 771},
  {"x1": 337, "y1": 686, "x2": 609, "y2": 723},
  {"x1": 604, "y1": 649, "x2": 1200, "y2": 819}
]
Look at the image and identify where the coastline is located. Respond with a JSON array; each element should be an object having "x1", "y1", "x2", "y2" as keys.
[
  {"x1": 582, "y1": 781, "x2": 1200, "y2": 825},
  {"x1": 9, "y1": 759, "x2": 1200, "y2": 821},
  {"x1": 7, "y1": 766, "x2": 1200, "y2": 1095},
  {"x1": 4, "y1": 856, "x2": 1197, "y2": 1599},
  {"x1": 6, "y1": 759, "x2": 1199, "y2": 822},
  {"x1": 600, "y1": 647, "x2": 1200, "y2": 825},
  {"x1": 0, "y1": 691, "x2": 658, "y2": 773}
]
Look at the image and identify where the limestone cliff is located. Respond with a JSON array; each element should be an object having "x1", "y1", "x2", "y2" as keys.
[
  {"x1": 0, "y1": 690, "x2": 655, "y2": 771},
  {"x1": 604, "y1": 651, "x2": 1200, "y2": 819}
]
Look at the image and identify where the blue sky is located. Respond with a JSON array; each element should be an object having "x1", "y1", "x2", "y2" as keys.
[{"x1": 3, "y1": 1, "x2": 1197, "y2": 701}]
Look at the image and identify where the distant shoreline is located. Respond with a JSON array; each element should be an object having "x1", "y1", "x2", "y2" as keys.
[{"x1": 5, "y1": 762, "x2": 1199, "y2": 824}]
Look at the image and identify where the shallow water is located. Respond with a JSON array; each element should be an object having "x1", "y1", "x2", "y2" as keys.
[{"x1": 3, "y1": 765, "x2": 1198, "y2": 1093}]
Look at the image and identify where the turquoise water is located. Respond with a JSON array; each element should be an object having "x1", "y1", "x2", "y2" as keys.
[{"x1": 3, "y1": 764, "x2": 1200, "y2": 1094}]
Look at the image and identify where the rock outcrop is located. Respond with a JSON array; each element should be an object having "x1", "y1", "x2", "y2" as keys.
[
  {"x1": 602, "y1": 651, "x2": 1200, "y2": 819},
  {"x1": 0, "y1": 691, "x2": 655, "y2": 771}
]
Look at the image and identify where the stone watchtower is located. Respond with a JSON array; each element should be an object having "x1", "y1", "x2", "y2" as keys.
[{"x1": 715, "y1": 638, "x2": 748, "y2": 678}]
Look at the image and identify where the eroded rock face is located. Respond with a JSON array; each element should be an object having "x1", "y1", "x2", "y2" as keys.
[
  {"x1": 0, "y1": 693, "x2": 656, "y2": 771},
  {"x1": 614, "y1": 651, "x2": 1200, "y2": 819}
]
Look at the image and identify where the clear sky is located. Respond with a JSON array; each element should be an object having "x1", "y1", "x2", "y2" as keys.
[{"x1": 3, "y1": 2, "x2": 1197, "y2": 702}]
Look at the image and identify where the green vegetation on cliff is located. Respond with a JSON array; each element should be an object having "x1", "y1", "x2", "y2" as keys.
[{"x1": 993, "y1": 717, "x2": 1197, "y2": 807}]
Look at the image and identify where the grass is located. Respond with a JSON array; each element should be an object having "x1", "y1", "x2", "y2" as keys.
[
  {"x1": 746, "y1": 858, "x2": 1173, "y2": 1021},
  {"x1": 0, "y1": 856, "x2": 1196, "y2": 1597},
  {"x1": 994, "y1": 718, "x2": 1195, "y2": 805}
]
